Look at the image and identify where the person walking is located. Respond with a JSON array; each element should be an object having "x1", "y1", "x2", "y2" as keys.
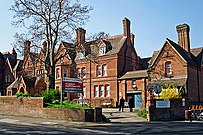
[
  {"x1": 128, "y1": 97, "x2": 134, "y2": 112},
  {"x1": 119, "y1": 97, "x2": 125, "y2": 112}
]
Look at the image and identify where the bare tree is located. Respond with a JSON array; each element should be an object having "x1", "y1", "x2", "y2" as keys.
[{"x1": 10, "y1": 0, "x2": 93, "y2": 89}]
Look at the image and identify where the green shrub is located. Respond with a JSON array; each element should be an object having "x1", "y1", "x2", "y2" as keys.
[
  {"x1": 137, "y1": 108, "x2": 147, "y2": 118},
  {"x1": 47, "y1": 100, "x2": 89, "y2": 109},
  {"x1": 37, "y1": 89, "x2": 61, "y2": 105},
  {"x1": 16, "y1": 92, "x2": 29, "y2": 98}
]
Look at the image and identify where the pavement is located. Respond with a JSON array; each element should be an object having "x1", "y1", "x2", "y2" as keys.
[{"x1": 0, "y1": 108, "x2": 146, "y2": 128}]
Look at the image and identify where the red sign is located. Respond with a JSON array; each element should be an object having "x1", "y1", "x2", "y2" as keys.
[{"x1": 62, "y1": 77, "x2": 83, "y2": 92}]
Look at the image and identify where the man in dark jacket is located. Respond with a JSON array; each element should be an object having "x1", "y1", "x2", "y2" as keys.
[
  {"x1": 129, "y1": 97, "x2": 134, "y2": 112},
  {"x1": 119, "y1": 97, "x2": 125, "y2": 112}
]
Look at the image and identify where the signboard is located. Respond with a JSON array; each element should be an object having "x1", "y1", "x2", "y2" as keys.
[
  {"x1": 62, "y1": 77, "x2": 83, "y2": 93},
  {"x1": 156, "y1": 99, "x2": 170, "y2": 108}
]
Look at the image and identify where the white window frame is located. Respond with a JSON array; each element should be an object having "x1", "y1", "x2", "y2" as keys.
[
  {"x1": 94, "y1": 86, "x2": 99, "y2": 97},
  {"x1": 79, "y1": 51, "x2": 85, "y2": 59},
  {"x1": 99, "y1": 47, "x2": 106, "y2": 55},
  {"x1": 97, "y1": 65, "x2": 101, "y2": 77},
  {"x1": 63, "y1": 68, "x2": 68, "y2": 77},
  {"x1": 102, "y1": 65, "x2": 107, "y2": 76},
  {"x1": 165, "y1": 62, "x2": 172, "y2": 75},
  {"x1": 105, "y1": 85, "x2": 110, "y2": 97},
  {"x1": 81, "y1": 67, "x2": 86, "y2": 78},
  {"x1": 100, "y1": 85, "x2": 104, "y2": 97},
  {"x1": 77, "y1": 68, "x2": 81, "y2": 78}
]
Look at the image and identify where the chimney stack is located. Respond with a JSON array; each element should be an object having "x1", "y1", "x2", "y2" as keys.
[
  {"x1": 123, "y1": 17, "x2": 131, "y2": 40},
  {"x1": 42, "y1": 41, "x2": 47, "y2": 53},
  {"x1": 76, "y1": 28, "x2": 86, "y2": 45},
  {"x1": 176, "y1": 24, "x2": 190, "y2": 52},
  {"x1": 24, "y1": 40, "x2": 31, "y2": 56}
]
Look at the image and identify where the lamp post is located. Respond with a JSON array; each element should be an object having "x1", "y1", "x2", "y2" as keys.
[{"x1": 147, "y1": 68, "x2": 153, "y2": 121}]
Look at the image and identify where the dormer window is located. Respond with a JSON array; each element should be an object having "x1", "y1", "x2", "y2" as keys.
[
  {"x1": 79, "y1": 51, "x2": 85, "y2": 59},
  {"x1": 99, "y1": 47, "x2": 106, "y2": 55}
]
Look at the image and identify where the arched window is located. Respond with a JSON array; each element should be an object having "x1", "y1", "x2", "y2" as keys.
[
  {"x1": 165, "y1": 62, "x2": 172, "y2": 75},
  {"x1": 81, "y1": 67, "x2": 86, "y2": 78}
]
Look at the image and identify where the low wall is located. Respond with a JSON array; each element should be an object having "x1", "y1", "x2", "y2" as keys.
[
  {"x1": 149, "y1": 98, "x2": 189, "y2": 121},
  {"x1": 73, "y1": 97, "x2": 114, "y2": 108},
  {"x1": 0, "y1": 96, "x2": 100, "y2": 122}
]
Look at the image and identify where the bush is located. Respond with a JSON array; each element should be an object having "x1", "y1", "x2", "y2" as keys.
[
  {"x1": 16, "y1": 92, "x2": 29, "y2": 98},
  {"x1": 37, "y1": 89, "x2": 60, "y2": 105},
  {"x1": 47, "y1": 100, "x2": 89, "y2": 109},
  {"x1": 137, "y1": 108, "x2": 147, "y2": 118}
]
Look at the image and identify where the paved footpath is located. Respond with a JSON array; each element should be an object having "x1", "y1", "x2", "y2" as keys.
[
  {"x1": 0, "y1": 108, "x2": 146, "y2": 128},
  {"x1": 102, "y1": 108, "x2": 147, "y2": 123}
]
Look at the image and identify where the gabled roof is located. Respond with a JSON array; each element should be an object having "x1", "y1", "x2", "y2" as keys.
[
  {"x1": 81, "y1": 34, "x2": 127, "y2": 58},
  {"x1": 13, "y1": 59, "x2": 23, "y2": 71},
  {"x1": 7, "y1": 78, "x2": 19, "y2": 89},
  {"x1": 119, "y1": 70, "x2": 148, "y2": 80},
  {"x1": 150, "y1": 38, "x2": 198, "y2": 67},
  {"x1": 22, "y1": 76, "x2": 36, "y2": 88},
  {"x1": 4, "y1": 58, "x2": 13, "y2": 72},
  {"x1": 139, "y1": 57, "x2": 151, "y2": 70}
]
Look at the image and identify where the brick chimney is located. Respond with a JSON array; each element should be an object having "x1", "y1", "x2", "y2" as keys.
[
  {"x1": 76, "y1": 28, "x2": 86, "y2": 45},
  {"x1": 24, "y1": 40, "x2": 31, "y2": 56},
  {"x1": 176, "y1": 24, "x2": 190, "y2": 52},
  {"x1": 42, "y1": 41, "x2": 47, "y2": 52},
  {"x1": 123, "y1": 17, "x2": 131, "y2": 40}
]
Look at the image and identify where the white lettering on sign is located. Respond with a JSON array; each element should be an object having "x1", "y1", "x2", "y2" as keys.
[{"x1": 156, "y1": 99, "x2": 170, "y2": 108}]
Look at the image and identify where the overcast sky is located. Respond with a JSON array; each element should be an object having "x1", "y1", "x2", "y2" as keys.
[{"x1": 1, "y1": 0, "x2": 203, "y2": 58}]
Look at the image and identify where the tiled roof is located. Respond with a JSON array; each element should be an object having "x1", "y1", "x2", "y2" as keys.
[
  {"x1": 139, "y1": 57, "x2": 151, "y2": 69},
  {"x1": 119, "y1": 70, "x2": 148, "y2": 80},
  {"x1": 23, "y1": 76, "x2": 36, "y2": 88},
  {"x1": 166, "y1": 38, "x2": 198, "y2": 67},
  {"x1": 13, "y1": 60, "x2": 23, "y2": 71},
  {"x1": 79, "y1": 34, "x2": 127, "y2": 58},
  {"x1": 7, "y1": 78, "x2": 19, "y2": 89},
  {"x1": 149, "y1": 38, "x2": 200, "y2": 68},
  {"x1": 151, "y1": 77, "x2": 187, "y2": 86}
]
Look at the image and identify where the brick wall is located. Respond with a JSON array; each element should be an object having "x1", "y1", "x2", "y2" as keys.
[
  {"x1": 149, "y1": 98, "x2": 189, "y2": 121},
  {"x1": 0, "y1": 96, "x2": 95, "y2": 122}
]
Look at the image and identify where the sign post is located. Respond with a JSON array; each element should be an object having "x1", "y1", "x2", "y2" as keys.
[{"x1": 61, "y1": 77, "x2": 83, "y2": 105}]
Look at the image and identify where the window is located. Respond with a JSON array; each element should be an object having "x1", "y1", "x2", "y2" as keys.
[
  {"x1": 7, "y1": 74, "x2": 11, "y2": 82},
  {"x1": 79, "y1": 51, "x2": 85, "y2": 59},
  {"x1": 102, "y1": 65, "x2": 107, "y2": 76},
  {"x1": 94, "y1": 86, "x2": 99, "y2": 97},
  {"x1": 56, "y1": 68, "x2": 60, "y2": 79},
  {"x1": 83, "y1": 87, "x2": 86, "y2": 97},
  {"x1": 132, "y1": 79, "x2": 136, "y2": 88},
  {"x1": 165, "y1": 62, "x2": 172, "y2": 75},
  {"x1": 77, "y1": 68, "x2": 81, "y2": 78},
  {"x1": 60, "y1": 57, "x2": 64, "y2": 64},
  {"x1": 5, "y1": 75, "x2": 7, "y2": 83},
  {"x1": 100, "y1": 85, "x2": 104, "y2": 97},
  {"x1": 105, "y1": 85, "x2": 110, "y2": 97},
  {"x1": 97, "y1": 65, "x2": 101, "y2": 77},
  {"x1": 99, "y1": 47, "x2": 106, "y2": 55},
  {"x1": 63, "y1": 68, "x2": 68, "y2": 77},
  {"x1": 81, "y1": 67, "x2": 86, "y2": 78}
]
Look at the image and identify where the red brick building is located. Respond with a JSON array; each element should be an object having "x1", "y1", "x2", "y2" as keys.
[
  {"x1": 75, "y1": 18, "x2": 140, "y2": 107},
  {"x1": 149, "y1": 24, "x2": 203, "y2": 104}
]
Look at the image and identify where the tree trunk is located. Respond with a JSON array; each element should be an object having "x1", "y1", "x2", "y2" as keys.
[{"x1": 49, "y1": 65, "x2": 55, "y2": 89}]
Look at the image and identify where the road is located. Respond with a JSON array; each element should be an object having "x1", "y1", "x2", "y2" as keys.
[{"x1": 0, "y1": 108, "x2": 202, "y2": 134}]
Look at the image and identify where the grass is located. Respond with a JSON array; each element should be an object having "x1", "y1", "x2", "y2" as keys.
[
  {"x1": 46, "y1": 100, "x2": 90, "y2": 109},
  {"x1": 137, "y1": 108, "x2": 147, "y2": 119}
]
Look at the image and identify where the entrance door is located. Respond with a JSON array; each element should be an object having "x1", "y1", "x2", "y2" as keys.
[{"x1": 134, "y1": 94, "x2": 142, "y2": 108}]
